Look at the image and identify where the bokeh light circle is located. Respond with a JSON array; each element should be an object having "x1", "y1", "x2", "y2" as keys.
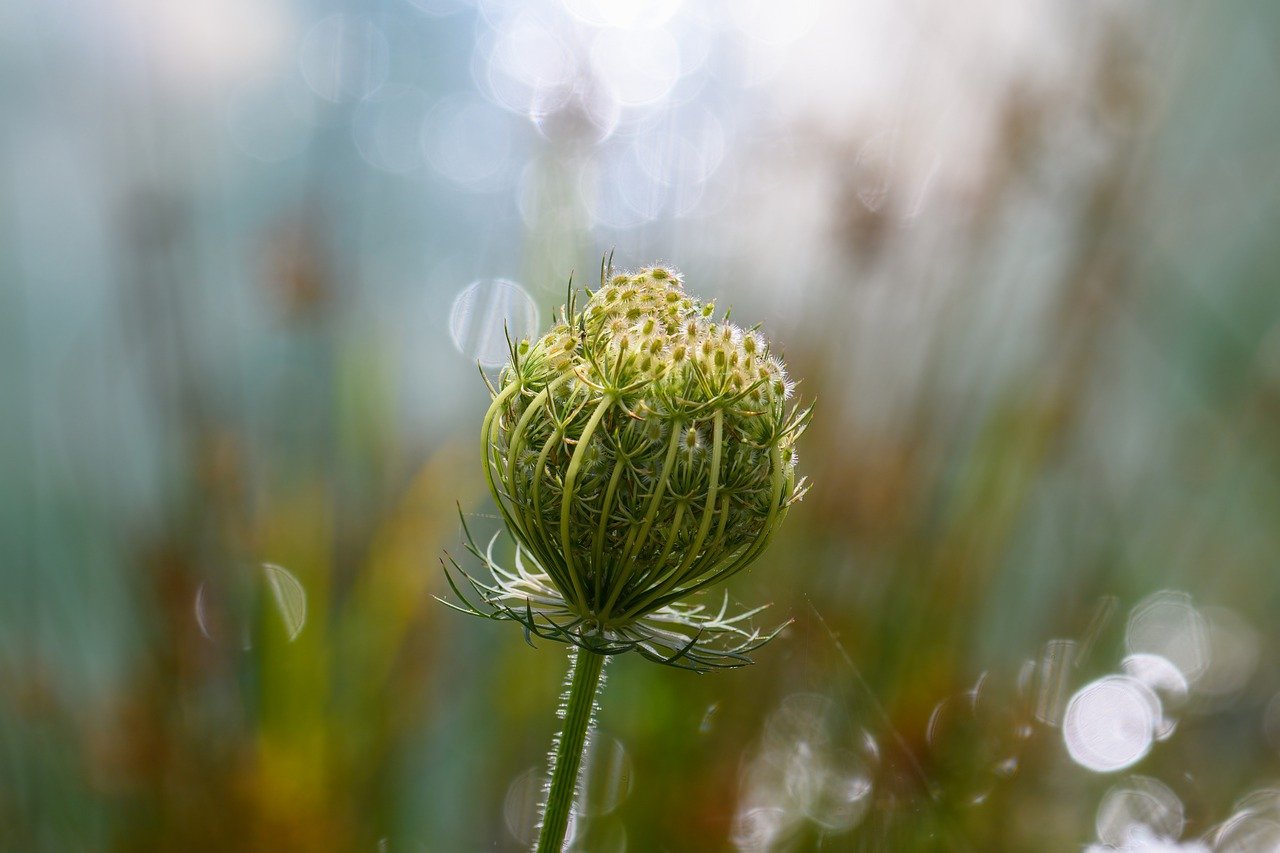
[
  {"x1": 1063, "y1": 676, "x2": 1159, "y2": 773},
  {"x1": 448, "y1": 279, "x2": 539, "y2": 367},
  {"x1": 422, "y1": 95, "x2": 516, "y2": 190},
  {"x1": 298, "y1": 14, "x2": 391, "y2": 103}
]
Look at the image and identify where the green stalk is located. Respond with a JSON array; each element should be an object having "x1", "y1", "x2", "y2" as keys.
[
  {"x1": 619, "y1": 411, "x2": 724, "y2": 619},
  {"x1": 591, "y1": 455, "x2": 627, "y2": 602},
  {"x1": 507, "y1": 374, "x2": 573, "y2": 494},
  {"x1": 481, "y1": 381, "x2": 528, "y2": 539},
  {"x1": 643, "y1": 443, "x2": 789, "y2": 611},
  {"x1": 600, "y1": 421, "x2": 683, "y2": 620},
  {"x1": 560, "y1": 396, "x2": 614, "y2": 611},
  {"x1": 537, "y1": 649, "x2": 607, "y2": 853}
]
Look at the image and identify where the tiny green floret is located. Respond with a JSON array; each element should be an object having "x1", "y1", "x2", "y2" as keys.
[{"x1": 444, "y1": 260, "x2": 812, "y2": 671}]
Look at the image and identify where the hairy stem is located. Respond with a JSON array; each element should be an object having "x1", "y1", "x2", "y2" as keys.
[{"x1": 537, "y1": 649, "x2": 607, "y2": 853}]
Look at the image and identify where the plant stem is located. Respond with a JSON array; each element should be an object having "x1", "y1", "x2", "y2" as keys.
[{"x1": 537, "y1": 648, "x2": 606, "y2": 852}]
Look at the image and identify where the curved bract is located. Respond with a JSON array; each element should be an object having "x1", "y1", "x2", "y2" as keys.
[{"x1": 445, "y1": 261, "x2": 811, "y2": 670}]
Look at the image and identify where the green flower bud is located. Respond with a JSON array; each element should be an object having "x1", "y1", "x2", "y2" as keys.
[{"x1": 447, "y1": 261, "x2": 813, "y2": 670}]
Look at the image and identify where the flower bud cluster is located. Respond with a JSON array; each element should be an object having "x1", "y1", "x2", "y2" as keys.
[{"x1": 481, "y1": 265, "x2": 811, "y2": 633}]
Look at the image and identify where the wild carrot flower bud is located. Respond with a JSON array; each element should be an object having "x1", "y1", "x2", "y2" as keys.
[{"x1": 445, "y1": 259, "x2": 812, "y2": 670}]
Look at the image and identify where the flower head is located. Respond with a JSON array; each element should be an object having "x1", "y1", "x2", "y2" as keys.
[{"x1": 444, "y1": 259, "x2": 812, "y2": 670}]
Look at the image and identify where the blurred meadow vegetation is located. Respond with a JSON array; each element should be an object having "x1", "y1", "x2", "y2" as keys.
[{"x1": 4, "y1": 0, "x2": 1280, "y2": 851}]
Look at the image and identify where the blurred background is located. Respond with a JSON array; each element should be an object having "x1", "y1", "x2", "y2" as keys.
[{"x1": 4, "y1": 0, "x2": 1280, "y2": 849}]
